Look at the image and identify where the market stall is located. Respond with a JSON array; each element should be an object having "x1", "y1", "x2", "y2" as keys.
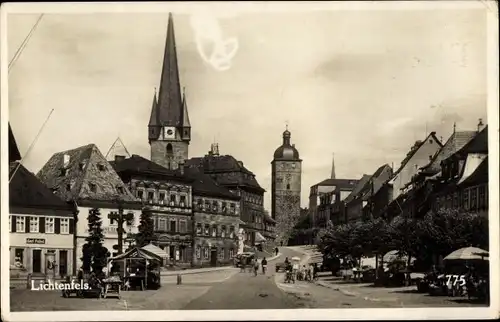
[{"x1": 108, "y1": 247, "x2": 162, "y2": 291}]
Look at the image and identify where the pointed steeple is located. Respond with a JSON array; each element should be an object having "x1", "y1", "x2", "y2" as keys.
[
  {"x1": 148, "y1": 88, "x2": 158, "y2": 127},
  {"x1": 156, "y1": 13, "x2": 183, "y2": 127},
  {"x1": 181, "y1": 87, "x2": 191, "y2": 128},
  {"x1": 330, "y1": 152, "x2": 336, "y2": 179}
]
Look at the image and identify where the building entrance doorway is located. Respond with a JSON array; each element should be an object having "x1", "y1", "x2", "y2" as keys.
[
  {"x1": 210, "y1": 248, "x2": 217, "y2": 267},
  {"x1": 32, "y1": 249, "x2": 42, "y2": 273}
]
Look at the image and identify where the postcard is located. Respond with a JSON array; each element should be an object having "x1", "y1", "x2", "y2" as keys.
[{"x1": 1, "y1": 1, "x2": 498, "y2": 321}]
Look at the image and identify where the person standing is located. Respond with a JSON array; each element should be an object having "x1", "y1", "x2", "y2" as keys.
[
  {"x1": 261, "y1": 257, "x2": 268, "y2": 274},
  {"x1": 275, "y1": 247, "x2": 279, "y2": 256},
  {"x1": 253, "y1": 258, "x2": 259, "y2": 276}
]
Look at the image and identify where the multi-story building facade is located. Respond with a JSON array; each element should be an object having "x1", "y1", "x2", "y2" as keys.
[
  {"x1": 111, "y1": 154, "x2": 194, "y2": 266},
  {"x1": 37, "y1": 144, "x2": 142, "y2": 270},
  {"x1": 271, "y1": 127, "x2": 302, "y2": 245},
  {"x1": 316, "y1": 179, "x2": 358, "y2": 227},
  {"x1": 9, "y1": 125, "x2": 77, "y2": 277},
  {"x1": 432, "y1": 125, "x2": 488, "y2": 217},
  {"x1": 189, "y1": 167, "x2": 241, "y2": 267},
  {"x1": 186, "y1": 144, "x2": 267, "y2": 247}
]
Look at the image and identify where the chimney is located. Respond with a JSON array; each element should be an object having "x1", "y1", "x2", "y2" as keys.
[
  {"x1": 211, "y1": 143, "x2": 219, "y2": 156},
  {"x1": 179, "y1": 160, "x2": 185, "y2": 175},
  {"x1": 115, "y1": 155, "x2": 125, "y2": 163},
  {"x1": 477, "y1": 118, "x2": 484, "y2": 132},
  {"x1": 63, "y1": 154, "x2": 70, "y2": 168}
]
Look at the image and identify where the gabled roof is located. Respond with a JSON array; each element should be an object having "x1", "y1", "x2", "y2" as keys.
[
  {"x1": 186, "y1": 155, "x2": 265, "y2": 192},
  {"x1": 10, "y1": 162, "x2": 73, "y2": 211},
  {"x1": 184, "y1": 167, "x2": 240, "y2": 201},
  {"x1": 361, "y1": 164, "x2": 393, "y2": 201},
  {"x1": 9, "y1": 123, "x2": 21, "y2": 162},
  {"x1": 421, "y1": 130, "x2": 477, "y2": 175},
  {"x1": 110, "y1": 154, "x2": 190, "y2": 182},
  {"x1": 344, "y1": 174, "x2": 372, "y2": 204},
  {"x1": 458, "y1": 156, "x2": 488, "y2": 187},
  {"x1": 393, "y1": 131, "x2": 443, "y2": 177},
  {"x1": 105, "y1": 137, "x2": 131, "y2": 162},
  {"x1": 37, "y1": 144, "x2": 138, "y2": 205},
  {"x1": 314, "y1": 178, "x2": 359, "y2": 189},
  {"x1": 455, "y1": 125, "x2": 488, "y2": 157}
]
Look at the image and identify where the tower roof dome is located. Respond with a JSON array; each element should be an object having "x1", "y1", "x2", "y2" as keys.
[{"x1": 273, "y1": 127, "x2": 300, "y2": 160}]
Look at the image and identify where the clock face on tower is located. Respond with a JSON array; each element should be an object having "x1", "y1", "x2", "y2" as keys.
[{"x1": 163, "y1": 127, "x2": 176, "y2": 140}]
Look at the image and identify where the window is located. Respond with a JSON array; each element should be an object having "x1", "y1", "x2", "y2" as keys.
[
  {"x1": 14, "y1": 248, "x2": 24, "y2": 267},
  {"x1": 159, "y1": 192, "x2": 165, "y2": 204},
  {"x1": 97, "y1": 163, "x2": 106, "y2": 171},
  {"x1": 170, "y1": 194, "x2": 176, "y2": 206},
  {"x1": 180, "y1": 220, "x2": 187, "y2": 233},
  {"x1": 212, "y1": 225, "x2": 217, "y2": 237},
  {"x1": 16, "y1": 216, "x2": 25, "y2": 232},
  {"x1": 204, "y1": 224, "x2": 210, "y2": 235},
  {"x1": 117, "y1": 186, "x2": 124, "y2": 194},
  {"x1": 478, "y1": 186, "x2": 486, "y2": 209},
  {"x1": 463, "y1": 189, "x2": 470, "y2": 210},
  {"x1": 147, "y1": 191, "x2": 154, "y2": 203},
  {"x1": 212, "y1": 201, "x2": 218, "y2": 212},
  {"x1": 30, "y1": 217, "x2": 39, "y2": 233},
  {"x1": 230, "y1": 203, "x2": 235, "y2": 214},
  {"x1": 229, "y1": 249, "x2": 234, "y2": 259},
  {"x1": 221, "y1": 225, "x2": 226, "y2": 238},
  {"x1": 286, "y1": 184, "x2": 290, "y2": 190},
  {"x1": 158, "y1": 218, "x2": 167, "y2": 231},
  {"x1": 196, "y1": 246, "x2": 201, "y2": 259},
  {"x1": 196, "y1": 223, "x2": 202, "y2": 235},
  {"x1": 89, "y1": 183, "x2": 97, "y2": 192},
  {"x1": 229, "y1": 226, "x2": 235, "y2": 238},
  {"x1": 180, "y1": 195, "x2": 186, "y2": 207},
  {"x1": 170, "y1": 220, "x2": 176, "y2": 232},
  {"x1": 166, "y1": 144, "x2": 173, "y2": 156},
  {"x1": 196, "y1": 199, "x2": 203, "y2": 210},
  {"x1": 453, "y1": 192, "x2": 459, "y2": 208},
  {"x1": 137, "y1": 190, "x2": 144, "y2": 200},
  {"x1": 203, "y1": 247, "x2": 209, "y2": 259},
  {"x1": 218, "y1": 249, "x2": 224, "y2": 260},
  {"x1": 66, "y1": 183, "x2": 72, "y2": 191},
  {"x1": 45, "y1": 217, "x2": 54, "y2": 233},
  {"x1": 60, "y1": 218, "x2": 70, "y2": 234},
  {"x1": 222, "y1": 202, "x2": 227, "y2": 213},
  {"x1": 470, "y1": 187, "x2": 478, "y2": 210},
  {"x1": 79, "y1": 162, "x2": 85, "y2": 170}
]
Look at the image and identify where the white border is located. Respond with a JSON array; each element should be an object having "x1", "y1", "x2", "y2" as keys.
[{"x1": 1, "y1": 1, "x2": 499, "y2": 321}]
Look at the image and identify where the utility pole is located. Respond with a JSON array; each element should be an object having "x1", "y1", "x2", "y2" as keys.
[{"x1": 108, "y1": 200, "x2": 134, "y2": 255}]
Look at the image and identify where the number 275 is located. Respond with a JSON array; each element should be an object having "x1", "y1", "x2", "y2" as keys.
[{"x1": 446, "y1": 275, "x2": 465, "y2": 286}]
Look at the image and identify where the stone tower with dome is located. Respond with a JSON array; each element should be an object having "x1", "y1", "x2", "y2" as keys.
[{"x1": 271, "y1": 127, "x2": 302, "y2": 245}]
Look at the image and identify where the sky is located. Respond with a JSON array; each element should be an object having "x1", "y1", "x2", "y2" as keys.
[{"x1": 7, "y1": 4, "x2": 489, "y2": 211}]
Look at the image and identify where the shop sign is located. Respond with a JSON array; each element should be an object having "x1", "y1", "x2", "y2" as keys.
[{"x1": 26, "y1": 238, "x2": 46, "y2": 245}]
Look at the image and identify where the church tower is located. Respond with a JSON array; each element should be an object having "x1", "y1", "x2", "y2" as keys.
[
  {"x1": 148, "y1": 13, "x2": 191, "y2": 170},
  {"x1": 271, "y1": 127, "x2": 302, "y2": 245}
]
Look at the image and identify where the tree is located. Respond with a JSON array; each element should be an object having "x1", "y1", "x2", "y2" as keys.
[
  {"x1": 135, "y1": 207, "x2": 155, "y2": 247},
  {"x1": 81, "y1": 208, "x2": 109, "y2": 274}
]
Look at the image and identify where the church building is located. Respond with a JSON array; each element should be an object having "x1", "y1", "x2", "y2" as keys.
[{"x1": 271, "y1": 127, "x2": 302, "y2": 245}]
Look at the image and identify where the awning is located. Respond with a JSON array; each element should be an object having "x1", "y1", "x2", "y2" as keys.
[
  {"x1": 141, "y1": 243, "x2": 168, "y2": 259},
  {"x1": 255, "y1": 232, "x2": 266, "y2": 242},
  {"x1": 110, "y1": 247, "x2": 162, "y2": 262}
]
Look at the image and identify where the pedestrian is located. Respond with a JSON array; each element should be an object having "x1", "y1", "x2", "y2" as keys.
[
  {"x1": 275, "y1": 247, "x2": 279, "y2": 256},
  {"x1": 292, "y1": 261, "x2": 299, "y2": 280},
  {"x1": 261, "y1": 257, "x2": 268, "y2": 274},
  {"x1": 280, "y1": 241, "x2": 283, "y2": 247},
  {"x1": 253, "y1": 258, "x2": 259, "y2": 276},
  {"x1": 313, "y1": 263, "x2": 319, "y2": 281}
]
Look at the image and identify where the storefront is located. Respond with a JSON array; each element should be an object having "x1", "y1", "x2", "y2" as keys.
[{"x1": 10, "y1": 216, "x2": 74, "y2": 278}]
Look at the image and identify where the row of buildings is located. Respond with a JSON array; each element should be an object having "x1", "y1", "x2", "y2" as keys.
[
  {"x1": 309, "y1": 120, "x2": 488, "y2": 229},
  {"x1": 8, "y1": 13, "x2": 280, "y2": 278}
]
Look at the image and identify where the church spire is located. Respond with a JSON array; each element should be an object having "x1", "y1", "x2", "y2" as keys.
[
  {"x1": 181, "y1": 87, "x2": 191, "y2": 128},
  {"x1": 330, "y1": 152, "x2": 336, "y2": 179},
  {"x1": 155, "y1": 13, "x2": 183, "y2": 128}
]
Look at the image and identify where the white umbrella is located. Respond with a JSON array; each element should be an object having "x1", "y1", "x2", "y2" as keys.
[
  {"x1": 444, "y1": 247, "x2": 489, "y2": 261},
  {"x1": 291, "y1": 256, "x2": 301, "y2": 261}
]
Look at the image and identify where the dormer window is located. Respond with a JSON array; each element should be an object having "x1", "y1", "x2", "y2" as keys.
[
  {"x1": 117, "y1": 186, "x2": 124, "y2": 194},
  {"x1": 137, "y1": 190, "x2": 144, "y2": 200},
  {"x1": 97, "y1": 163, "x2": 106, "y2": 171},
  {"x1": 60, "y1": 168, "x2": 68, "y2": 177},
  {"x1": 89, "y1": 183, "x2": 97, "y2": 192},
  {"x1": 79, "y1": 162, "x2": 86, "y2": 171}
]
